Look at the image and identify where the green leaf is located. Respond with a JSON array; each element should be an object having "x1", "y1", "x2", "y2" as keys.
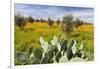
[
  {"x1": 61, "y1": 40, "x2": 68, "y2": 55},
  {"x1": 32, "y1": 59, "x2": 40, "y2": 64},
  {"x1": 28, "y1": 47, "x2": 33, "y2": 54},
  {"x1": 57, "y1": 43, "x2": 61, "y2": 52},
  {"x1": 39, "y1": 36, "x2": 45, "y2": 44},
  {"x1": 48, "y1": 59, "x2": 54, "y2": 63},
  {"x1": 53, "y1": 46, "x2": 59, "y2": 55},
  {"x1": 43, "y1": 41, "x2": 49, "y2": 53},
  {"x1": 71, "y1": 40, "x2": 76, "y2": 54},
  {"x1": 69, "y1": 57, "x2": 85, "y2": 62},
  {"x1": 59, "y1": 51, "x2": 68, "y2": 63},
  {"x1": 41, "y1": 57, "x2": 48, "y2": 64},
  {"x1": 16, "y1": 52, "x2": 28, "y2": 63},
  {"x1": 79, "y1": 43, "x2": 83, "y2": 50},
  {"x1": 53, "y1": 35, "x2": 58, "y2": 44},
  {"x1": 55, "y1": 52, "x2": 62, "y2": 63},
  {"x1": 67, "y1": 40, "x2": 74, "y2": 60},
  {"x1": 45, "y1": 50, "x2": 54, "y2": 59},
  {"x1": 30, "y1": 53, "x2": 34, "y2": 59},
  {"x1": 67, "y1": 47, "x2": 73, "y2": 60},
  {"x1": 51, "y1": 35, "x2": 58, "y2": 46},
  {"x1": 34, "y1": 49, "x2": 43, "y2": 60},
  {"x1": 77, "y1": 50, "x2": 82, "y2": 58},
  {"x1": 59, "y1": 56, "x2": 68, "y2": 63}
]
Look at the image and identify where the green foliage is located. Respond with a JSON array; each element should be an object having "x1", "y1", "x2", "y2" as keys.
[
  {"x1": 69, "y1": 57, "x2": 84, "y2": 62},
  {"x1": 63, "y1": 14, "x2": 73, "y2": 24},
  {"x1": 55, "y1": 52, "x2": 62, "y2": 62},
  {"x1": 15, "y1": 35, "x2": 90, "y2": 65},
  {"x1": 15, "y1": 52, "x2": 29, "y2": 64},
  {"x1": 15, "y1": 13, "x2": 27, "y2": 30},
  {"x1": 28, "y1": 46, "x2": 33, "y2": 55},
  {"x1": 28, "y1": 16, "x2": 34, "y2": 23},
  {"x1": 35, "y1": 19, "x2": 40, "y2": 22},
  {"x1": 32, "y1": 59, "x2": 40, "y2": 64},
  {"x1": 62, "y1": 14, "x2": 73, "y2": 35},
  {"x1": 45, "y1": 50, "x2": 54, "y2": 60},
  {"x1": 40, "y1": 18, "x2": 46, "y2": 23},
  {"x1": 47, "y1": 17, "x2": 54, "y2": 26},
  {"x1": 34, "y1": 49, "x2": 43, "y2": 60},
  {"x1": 56, "y1": 19, "x2": 60, "y2": 25},
  {"x1": 74, "y1": 18, "x2": 84, "y2": 28},
  {"x1": 60, "y1": 40, "x2": 68, "y2": 54}
]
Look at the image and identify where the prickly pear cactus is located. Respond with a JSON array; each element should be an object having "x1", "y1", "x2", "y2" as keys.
[{"x1": 15, "y1": 35, "x2": 88, "y2": 65}]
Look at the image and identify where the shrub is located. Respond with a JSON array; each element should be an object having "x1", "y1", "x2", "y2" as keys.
[
  {"x1": 15, "y1": 13, "x2": 26, "y2": 30},
  {"x1": 62, "y1": 14, "x2": 73, "y2": 35},
  {"x1": 35, "y1": 19, "x2": 40, "y2": 22},
  {"x1": 47, "y1": 17, "x2": 54, "y2": 26},
  {"x1": 74, "y1": 18, "x2": 84, "y2": 28},
  {"x1": 28, "y1": 16, "x2": 34, "y2": 23},
  {"x1": 15, "y1": 35, "x2": 89, "y2": 65},
  {"x1": 56, "y1": 19, "x2": 60, "y2": 25}
]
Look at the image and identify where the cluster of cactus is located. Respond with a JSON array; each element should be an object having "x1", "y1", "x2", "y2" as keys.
[{"x1": 15, "y1": 35, "x2": 88, "y2": 65}]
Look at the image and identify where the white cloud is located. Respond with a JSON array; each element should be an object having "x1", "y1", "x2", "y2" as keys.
[
  {"x1": 72, "y1": 9, "x2": 94, "y2": 23},
  {"x1": 15, "y1": 4, "x2": 94, "y2": 23}
]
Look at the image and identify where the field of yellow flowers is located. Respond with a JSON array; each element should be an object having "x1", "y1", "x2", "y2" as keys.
[{"x1": 76, "y1": 25, "x2": 94, "y2": 32}]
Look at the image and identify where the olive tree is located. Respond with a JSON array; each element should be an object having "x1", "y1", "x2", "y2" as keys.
[
  {"x1": 74, "y1": 18, "x2": 84, "y2": 28},
  {"x1": 62, "y1": 14, "x2": 73, "y2": 36},
  {"x1": 28, "y1": 16, "x2": 34, "y2": 23},
  {"x1": 47, "y1": 17, "x2": 54, "y2": 26},
  {"x1": 15, "y1": 13, "x2": 26, "y2": 30},
  {"x1": 56, "y1": 19, "x2": 60, "y2": 25}
]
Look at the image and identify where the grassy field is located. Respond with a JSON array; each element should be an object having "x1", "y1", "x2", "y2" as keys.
[{"x1": 15, "y1": 22, "x2": 94, "y2": 64}]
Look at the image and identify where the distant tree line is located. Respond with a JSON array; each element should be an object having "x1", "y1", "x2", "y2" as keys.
[
  {"x1": 15, "y1": 13, "x2": 92, "y2": 33},
  {"x1": 15, "y1": 13, "x2": 61, "y2": 30}
]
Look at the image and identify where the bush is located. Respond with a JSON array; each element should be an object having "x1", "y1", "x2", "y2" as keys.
[
  {"x1": 62, "y1": 14, "x2": 73, "y2": 35},
  {"x1": 35, "y1": 19, "x2": 40, "y2": 22},
  {"x1": 74, "y1": 18, "x2": 84, "y2": 28},
  {"x1": 47, "y1": 17, "x2": 54, "y2": 26},
  {"x1": 28, "y1": 16, "x2": 34, "y2": 23},
  {"x1": 40, "y1": 18, "x2": 46, "y2": 23},
  {"x1": 15, "y1": 13, "x2": 26, "y2": 30},
  {"x1": 56, "y1": 19, "x2": 60, "y2": 25}
]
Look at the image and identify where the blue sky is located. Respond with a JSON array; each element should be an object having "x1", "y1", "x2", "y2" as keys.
[{"x1": 15, "y1": 3, "x2": 94, "y2": 23}]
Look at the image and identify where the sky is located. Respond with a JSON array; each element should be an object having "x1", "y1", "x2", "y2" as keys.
[{"x1": 15, "y1": 3, "x2": 94, "y2": 23}]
